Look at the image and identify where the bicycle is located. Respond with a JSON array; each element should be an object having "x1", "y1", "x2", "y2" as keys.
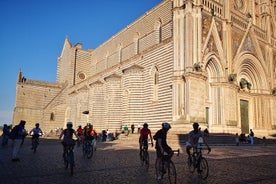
[
  {"x1": 187, "y1": 138, "x2": 211, "y2": 180},
  {"x1": 64, "y1": 144, "x2": 75, "y2": 176},
  {"x1": 140, "y1": 141, "x2": 153, "y2": 170},
  {"x1": 83, "y1": 139, "x2": 95, "y2": 159},
  {"x1": 31, "y1": 133, "x2": 42, "y2": 153},
  {"x1": 155, "y1": 149, "x2": 179, "y2": 184}
]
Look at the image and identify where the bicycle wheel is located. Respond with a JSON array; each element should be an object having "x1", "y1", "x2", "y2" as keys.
[
  {"x1": 32, "y1": 139, "x2": 37, "y2": 153},
  {"x1": 168, "y1": 160, "x2": 177, "y2": 184},
  {"x1": 87, "y1": 144, "x2": 94, "y2": 159},
  {"x1": 187, "y1": 155, "x2": 195, "y2": 173},
  {"x1": 64, "y1": 152, "x2": 69, "y2": 169},
  {"x1": 68, "y1": 150, "x2": 74, "y2": 176},
  {"x1": 83, "y1": 142, "x2": 87, "y2": 157},
  {"x1": 198, "y1": 157, "x2": 209, "y2": 180},
  {"x1": 140, "y1": 150, "x2": 144, "y2": 166},
  {"x1": 155, "y1": 159, "x2": 163, "y2": 181},
  {"x1": 144, "y1": 151, "x2": 149, "y2": 170}
]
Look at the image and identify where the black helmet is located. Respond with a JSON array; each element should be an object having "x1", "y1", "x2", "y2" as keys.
[
  {"x1": 193, "y1": 122, "x2": 199, "y2": 128},
  {"x1": 66, "y1": 121, "x2": 73, "y2": 127},
  {"x1": 162, "y1": 122, "x2": 171, "y2": 130},
  {"x1": 143, "y1": 123, "x2": 148, "y2": 128}
]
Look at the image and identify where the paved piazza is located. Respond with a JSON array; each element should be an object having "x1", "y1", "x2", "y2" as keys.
[{"x1": 1, "y1": 135, "x2": 276, "y2": 184}]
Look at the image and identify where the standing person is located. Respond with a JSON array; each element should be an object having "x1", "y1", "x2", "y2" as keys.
[
  {"x1": 186, "y1": 122, "x2": 211, "y2": 158},
  {"x1": 131, "y1": 124, "x2": 135, "y2": 134},
  {"x1": 249, "y1": 129, "x2": 254, "y2": 145},
  {"x1": 10, "y1": 120, "x2": 27, "y2": 161},
  {"x1": 153, "y1": 122, "x2": 173, "y2": 180},
  {"x1": 1, "y1": 124, "x2": 10, "y2": 147},
  {"x1": 59, "y1": 122, "x2": 79, "y2": 158},
  {"x1": 29, "y1": 123, "x2": 44, "y2": 149},
  {"x1": 137, "y1": 123, "x2": 142, "y2": 133},
  {"x1": 139, "y1": 123, "x2": 153, "y2": 156}
]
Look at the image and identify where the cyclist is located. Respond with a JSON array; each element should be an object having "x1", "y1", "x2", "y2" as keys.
[
  {"x1": 139, "y1": 123, "x2": 153, "y2": 156},
  {"x1": 154, "y1": 122, "x2": 173, "y2": 180},
  {"x1": 76, "y1": 125, "x2": 84, "y2": 145},
  {"x1": 83, "y1": 123, "x2": 97, "y2": 149},
  {"x1": 29, "y1": 123, "x2": 44, "y2": 149},
  {"x1": 59, "y1": 122, "x2": 80, "y2": 158},
  {"x1": 186, "y1": 122, "x2": 211, "y2": 159}
]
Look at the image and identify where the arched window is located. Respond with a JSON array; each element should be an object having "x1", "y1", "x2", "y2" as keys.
[{"x1": 153, "y1": 66, "x2": 159, "y2": 101}]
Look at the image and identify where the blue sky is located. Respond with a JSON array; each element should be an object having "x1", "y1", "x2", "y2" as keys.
[{"x1": 0, "y1": 0, "x2": 162, "y2": 126}]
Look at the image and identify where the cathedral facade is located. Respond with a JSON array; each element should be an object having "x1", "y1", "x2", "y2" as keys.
[{"x1": 13, "y1": 0, "x2": 276, "y2": 137}]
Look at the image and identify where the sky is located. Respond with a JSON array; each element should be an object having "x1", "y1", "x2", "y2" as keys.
[{"x1": 0, "y1": 0, "x2": 162, "y2": 126}]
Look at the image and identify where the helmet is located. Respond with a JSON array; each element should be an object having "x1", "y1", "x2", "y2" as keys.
[
  {"x1": 193, "y1": 122, "x2": 199, "y2": 128},
  {"x1": 66, "y1": 122, "x2": 73, "y2": 127},
  {"x1": 143, "y1": 123, "x2": 148, "y2": 128},
  {"x1": 162, "y1": 122, "x2": 171, "y2": 130}
]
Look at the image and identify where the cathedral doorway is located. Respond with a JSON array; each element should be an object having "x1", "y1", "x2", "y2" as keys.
[{"x1": 240, "y1": 100, "x2": 249, "y2": 134}]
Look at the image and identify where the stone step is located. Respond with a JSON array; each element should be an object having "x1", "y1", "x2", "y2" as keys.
[{"x1": 114, "y1": 131, "x2": 276, "y2": 146}]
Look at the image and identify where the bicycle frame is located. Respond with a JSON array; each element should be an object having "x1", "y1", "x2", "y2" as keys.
[
  {"x1": 140, "y1": 141, "x2": 151, "y2": 170},
  {"x1": 64, "y1": 145, "x2": 75, "y2": 176},
  {"x1": 83, "y1": 139, "x2": 94, "y2": 159},
  {"x1": 155, "y1": 149, "x2": 179, "y2": 184},
  {"x1": 187, "y1": 144, "x2": 210, "y2": 180},
  {"x1": 31, "y1": 135, "x2": 40, "y2": 153}
]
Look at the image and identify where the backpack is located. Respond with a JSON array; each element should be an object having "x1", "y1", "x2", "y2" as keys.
[{"x1": 9, "y1": 127, "x2": 18, "y2": 139}]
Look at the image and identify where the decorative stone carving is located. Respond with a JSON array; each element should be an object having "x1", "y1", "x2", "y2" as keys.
[
  {"x1": 239, "y1": 78, "x2": 251, "y2": 91},
  {"x1": 193, "y1": 62, "x2": 202, "y2": 72},
  {"x1": 272, "y1": 87, "x2": 276, "y2": 95},
  {"x1": 228, "y1": 74, "x2": 237, "y2": 82}
]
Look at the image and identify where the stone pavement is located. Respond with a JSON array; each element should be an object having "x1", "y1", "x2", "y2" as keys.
[{"x1": 1, "y1": 135, "x2": 276, "y2": 184}]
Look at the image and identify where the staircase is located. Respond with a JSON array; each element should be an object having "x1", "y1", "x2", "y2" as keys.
[{"x1": 114, "y1": 131, "x2": 276, "y2": 147}]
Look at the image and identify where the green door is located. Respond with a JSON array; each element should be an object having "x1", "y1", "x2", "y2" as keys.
[{"x1": 240, "y1": 100, "x2": 249, "y2": 134}]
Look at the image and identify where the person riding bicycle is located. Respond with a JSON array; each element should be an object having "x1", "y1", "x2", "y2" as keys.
[
  {"x1": 83, "y1": 123, "x2": 97, "y2": 141},
  {"x1": 83, "y1": 123, "x2": 97, "y2": 149},
  {"x1": 59, "y1": 122, "x2": 80, "y2": 158},
  {"x1": 76, "y1": 125, "x2": 84, "y2": 144},
  {"x1": 139, "y1": 123, "x2": 153, "y2": 156},
  {"x1": 154, "y1": 122, "x2": 173, "y2": 180},
  {"x1": 29, "y1": 123, "x2": 44, "y2": 149},
  {"x1": 186, "y1": 122, "x2": 211, "y2": 158}
]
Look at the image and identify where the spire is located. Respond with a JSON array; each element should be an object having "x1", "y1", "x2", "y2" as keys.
[{"x1": 17, "y1": 69, "x2": 22, "y2": 83}]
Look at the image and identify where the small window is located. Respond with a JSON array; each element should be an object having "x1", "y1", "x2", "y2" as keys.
[
  {"x1": 50, "y1": 112, "x2": 55, "y2": 121},
  {"x1": 78, "y1": 72, "x2": 86, "y2": 80}
]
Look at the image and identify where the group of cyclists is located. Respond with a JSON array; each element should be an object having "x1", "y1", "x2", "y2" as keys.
[
  {"x1": 138, "y1": 121, "x2": 211, "y2": 181},
  {"x1": 26, "y1": 120, "x2": 209, "y2": 180},
  {"x1": 58, "y1": 122, "x2": 98, "y2": 157}
]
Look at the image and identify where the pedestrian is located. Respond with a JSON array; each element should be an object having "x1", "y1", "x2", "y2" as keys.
[
  {"x1": 137, "y1": 123, "x2": 142, "y2": 133},
  {"x1": 106, "y1": 129, "x2": 110, "y2": 140},
  {"x1": 10, "y1": 120, "x2": 27, "y2": 161},
  {"x1": 235, "y1": 133, "x2": 239, "y2": 146},
  {"x1": 131, "y1": 124, "x2": 135, "y2": 134},
  {"x1": 124, "y1": 125, "x2": 129, "y2": 136},
  {"x1": 249, "y1": 129, "x2": 254, "y2": 145},
  {"x1": 1, "y1": 124, "x2": 10, "y2": 147}
]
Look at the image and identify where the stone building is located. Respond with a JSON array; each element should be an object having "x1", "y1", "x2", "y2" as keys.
[{"x1": 13, "y1": 0, "x2": 276, "y2": 137}]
